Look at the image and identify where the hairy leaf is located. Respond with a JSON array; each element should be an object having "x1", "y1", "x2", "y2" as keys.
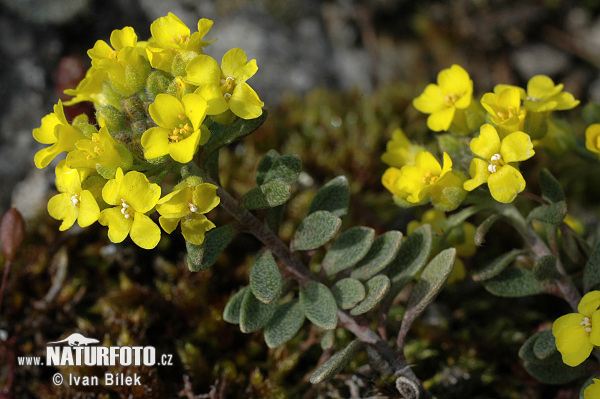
[
  {"x1": 331, "y1": 278, "x2": 365, "y2": 310},
  {"x1": 309, "y1": 340, "x2": 362, "y2": 383},
  {"x1": 308, "y1": 176, "x2": 349, "y2": 217},
  {"x1": 474, "y1": 213, "x2": 500, "y2": 246},
  {"x1": 351, "y1": 231, "x2": 403, "y2": 281},
  {"x1": 539, "y1": 168, "x2": 565, "y2": 203},
  {"x1": 350, "y1": 275, "x2": 391, "y2": 316},
  {"x1": 240, "y1": 179, "x2": 292, "y2": 210},
  {"x1": 223, "y1": 287, "x2": 249, "y2": 324},
  {"x1": 483, "y1": 267, "x2": 546, "y2": 297},
  {"x1": 256, "y1": 149, "x2": 280, "y2": 185},
  {"x1": 239, "y1": 287, "x2": 278, "y2": 333},
  {"x1": 186, "y1": 224, "x2": 237, "y2": 271},
  {"x1": 386, "y1": 224, "x2": 433, "y2": 291},
  {"x1": 299, "y1": 280, "x2": 338, "y2": 330},
  {"x1": 584, "y1": 238, "x2": 600, "y2": 292},
  {"x1": 527, "y1": 201, "x2": 567, "y2": 225},
  {"x1": 262, "y1": 154, "x2": 302, "y2": 186},
  {"x1": 291, "y1": 211, "x2": 341, "y2": 251},
  {"x1": 250, "y1": 250, "x2": 282, "y2": 303},
  {"x1": 323, "y1": 226, "x2": 375, "y2": 276},
  {"x1": 264, "y1": 300, "x2": 305, "y2": 348},
  {"x1": 471, "y1": 249, "x2": 526, "y2": 281}
]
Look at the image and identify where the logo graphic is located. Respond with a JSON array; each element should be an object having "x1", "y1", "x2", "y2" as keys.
[{"x1": 48, "y1": 333, "x2": 100, "y2": 347}]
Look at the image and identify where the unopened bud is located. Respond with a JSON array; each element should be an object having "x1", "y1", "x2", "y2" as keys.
[
  {"x1": 121, "y1": 97, "x2": 146, "y2": 122},
  {"x1": 97, "y1": 105, "x2": 126, "y2": 134},
  {"x1": 146, "y1": 71, "x2": 171, "y2": 102},
  {"x1": 1, "y1": 208, "x2": 25, "y2": 262}
]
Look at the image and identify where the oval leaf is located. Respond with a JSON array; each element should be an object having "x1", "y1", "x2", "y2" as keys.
[
  {"x1": 264, "y1": 300, "x2": 305, "y2": 348},
  {"x1": 263, "y1": 154, "x2": 302, "y2": 186},
  {"x1": 323, "y1": 227, "x2": 375, "y2": 276},
  {"x1": 483, "y1": 267, "x2": 546, "y2": 297},
  {"x1": 223, "y1": 287, "x2": 249, "y2": 324},
  {"x1": 331, "y1": 278, "x2": 365, "y2": 310},
  {"x1": 256, "y1": 149, "x2": 280, "y2": 185},
  {"x1": 532, "y1": 330, "x2": 558, "y2": 360},
  {"x1": 186, "y1": 224, "x2": 237, "y2": 272},
  {"x1": 539, "y1": 168, "x2": 565, "y2": 203},
  {"x1": 309, "y1": 340, "x2": 362, "y2": 384},
  {"x1": 299, "y1": 280, "x2": 338, "y2": 330},
  {"x1": 351, "y1": 231, "x2": 403, "y2": 281},
  {"x1": 397, "y1": 248, "x2": 456, "y2": 346},
  {"x1": 291, "y1": 211, "x2": 341, "y2": 251},
  {"x1": 239, "y1": 287, "x2": 278, "y2": 333},
  {"x1": 474, "y1": 213, "x2": 500, "y2": 247},
  {"x1": 533, "y1": 254, "x2": 560, "y2": 281},
  {"x1": 386, "y1": 224, "x2": 433, "y2": 290},
  {"x1": 350, "y1": 275, "x2": 390, "y2": 316},
  {"x1": 471, "y1": 249, "x2": 526, "y2": 281},
  {"x1": 240, "y1": 179, "x2": 292, "y2": 210},
  {"x1": 527, "y1": 201, "x2": 567, "y2": 225},
  {"x1": 524, "y1": 361, "x2": 589, "y2": 385},
  {"x1": 250, "y1": 250, "x2": 282, "y2": 303},
  {"x1": 308, "y1": 176, "x2": 349, "y2": 217}
]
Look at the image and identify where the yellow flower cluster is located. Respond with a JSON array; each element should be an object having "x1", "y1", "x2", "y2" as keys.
[
  {"x1": 383, "y1": 65, "x2": 579, "y2": 206},
  {"x1": 31, "y1": 13, "x2": 264, "y2": 249}
]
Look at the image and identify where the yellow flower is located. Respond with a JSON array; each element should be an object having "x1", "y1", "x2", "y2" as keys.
[
  {"x1": 464, "y1": 124, "x2": 534, "y2": 203},
  {"x1": 480, "y1": 87, "x2": 525, "y2": 137},
  {"x1": 87, "y1": 27, "x2": 150, "y2": 96},
  {"x1": 63, "y1": 67, "x2": 121, "y2": 109},
  {"x1": 553, "y1": 290, "x2": 600, "y2": 367},
  {"x1": 496, "y1": 75, "x2": 579, "y2": 113},
  {"x1": 585, "y1": 379, "x2": 600, "y2": 399},
  {"x1": 66, "y1": 125, "x2": 133, "y2": 179},
  {"x1": 156, "y1": 176, "x2": 220, "y2": 245},
  {"x1": 412, "y1": 65, "x2": 473, "y2": 132},
  {"x1": 141, "y1": 93, "x2": 210, "y2": 163},
  {"x1": 47, "y1": 161, "x2": 100, "y2": 231},
  {"x1": 146, "y1": 13, "x2": 215, "y2": 74},
  {"x1": 586, "y1": 124, "x2": 600, "y2": 154},
  {"x1": 33, "y1": 100, "x2": 87, "y2": 169},
  {"x1": 380, "y1": 128, "x2": 425, "y2": 168},
  {"x1": 98, "y1": 168, "x2": 161, "y2": 249},
  {"x1": 185, "y1": 48, "x2": 264, "y2": 119},
  {"x1": 383, "y1": 151, "x2": 466, "y2": 211}
]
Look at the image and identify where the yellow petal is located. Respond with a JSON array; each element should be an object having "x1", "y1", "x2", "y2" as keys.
[
  {"x1": 181, "y1": 214, "x2": 215, "y2": 245},
  {"x1": 585, "y1": 124, "x2": 600, "y2": 154},
  {"x1": 471, "y1": 124, "x2": 501, "y2": 160},
  {"x1": 150, "y1": 12, "x2": 190, "y2": 48},
  {"x1": 413, "y1": 84, "x2": 445, "y2": 114},
  {"x1": 77, "y1": 190, "x2": 100, "y2": 227},
  {"x1": 169, "y1": 129, "x2": 201, "y2": 163},
  {"x1": 33, "y1": 112, "x2": 61, "y2": 144},
  {"x1": 590, "y1": 310, "x2": 600, "y2": 346},
  {"x1": 120, "y1": 171, "x2": 161, "y2": 213},
  {"x1": 110, "y1": 26, "x2": 137, "y2": 50},
  {"x1": 159, "y1": 216, "x2": 180, "y2": 234},
  {"x1": 98, "y1": 207, "x2": 132, "y2": 243},
  {"x1": 437, "y1": 65, "x2": 472, "y2": 98},
  {"x1": 229, "y1": 82, "x2": 264, "y2": 119},
  {"x1": 427, "y1": 107, "x2": 455, "y2": 132},
  {"x1": 221, "y1": 48, "x2": 257, "y2": 82},
  {"x1": 578, "y1": 290, "x2": 600, "y2": 316},
  {"x1": 463, "y1": 158, "x2": 490, "y2": 191},
  {"x1": 157, "y1": 188, "x2": 190, "y2": 217},
  {"x1": 141, "y1": 127, "x2": 170, "y2": 160},
  {"x1": 181, "y1": 93, "x2": 208, "y2": 129},
  {"x1": 500, "y1": 131, "x2": 535, "y2": 163},
  {"x1": 130, "y1": 213, "x2": 161, "y2": 249},
  {"x1": 185, "y1": 54, "x2": 221, "y2": 86},
  {"x1": 48, "y1": 193, "x2": 78, "y2": 231},
  {"x1": 149, "y1": 94, "x2": 185, "y2": 129},
  {"x1": 584, "y1": 379, "x2": 600, "y2": 399},
  {"x1": 382, "y1": 167, "x2": 404, "y2": 196},
  {"x1": 487, "y1": 164, "x2": 525, "y2": 203},
  {"x1": 101, "y1": 167, "x2": 124, "y2": 206},
  {"x1": 554, "y1": 322, "x2": 593, "y2": 367}
]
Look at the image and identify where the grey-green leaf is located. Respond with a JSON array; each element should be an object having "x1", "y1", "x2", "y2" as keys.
[
  {"x1": 539, "y1": 168, "x2": 565, "y2": 203},
  {"x1": 264, "y1": 300, "x2": 305, "y2": 348},
  {"x1": 483, "y1": 267, "x2": 547, "y2": 297},
  {"x1": 351, "y1": 231, "x2": 403, "y2": 281},
  {"x1": 350, "y1": 275, "x2": 391, "y2": 316},
  {"x1": 291, "y1": 211, "x2": 342, "y2": 251},
  {"x1": 527, "y1": 201, "x2": 567, "y2": 225},
  {"x1": 308, "y1": 176, "x2": 349, "y2": 218},
  {"x1": 250, "y1": 250, "x2": 282, "y2": 304},
  {"x1": 223, "y1": 287, "x2": 249, "y2": 324},
  {"x1": 239, "y1": 287, "x2": 278, "y2": 333},
  {"x1": 474, "y1": 214, "x2": 500, "y2": 247},
  {"x1": 397, "y1": 249, "x2": 456, "y2": 346},
  {"x1": 186, "y1": 224, "x2": 237, "y2": 271},
  {"x1": 533, "y1": 255, "x2": 560, "y2": 281},
  {"x1": 331, "y1": 278, "x2": 365, "y2": 310},
  {"x1": 524, "y1": 361, "x2": 589, "y2": 385},
  {"x1": 256, "y1": 149, "x2": 280, "y2": 185},
  {"x1": 323, "y1": 227, "x2": 375, "y2": 276},
  {"x1": 263, "y1": 154, "x2": 302, "y2": 186},
  {"x1": 299, "y1": 280, "x2": 338, "y2": 330},
  {"x1": 386, "y1": 224, "x2": 433, "y2": 291},
  {"x1": 532, "y1": 330, "x2": 557, "y2": 360},
  {"x1": 240, "y1": 179, "x2": 292, "y2": 210},
  {"x1": 309, "y1": 340, "x2": 362, "y2": 384},
  {"x1": 584, "y1": 238, "x2": 600, "y2": 292},
  {"x1": 471, "y1": 249, "x2": 526, "y2": 281}
]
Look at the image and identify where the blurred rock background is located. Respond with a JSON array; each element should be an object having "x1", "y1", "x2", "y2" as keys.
[{"x1": 2, "y1": 0, "x2": 600, "y2": 220}]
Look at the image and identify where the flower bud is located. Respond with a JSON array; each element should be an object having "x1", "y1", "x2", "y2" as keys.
[
  {"x1": 121, "y1": 97, "x2": 146, "y2": 122},
  {"x1": 97, "y1": 105, "x2": 126, "y2": 134},
  {"x1": 146, "y1": 71, "x2": 171, "y2": 102}
]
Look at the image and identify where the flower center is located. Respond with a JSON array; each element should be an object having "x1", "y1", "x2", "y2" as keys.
[
  {"x1": 120, "y1": 199, "x2": 133, "y2": 219},
  {"x1": 185, "y1": 202, "x2": 198, "y2": 220},
  {"x1": 71, "y1": 194, "x2": 80, "y2": 208},
  {"x1": 171, "y1": 34, "x2": 190, "y2": 45},
  {"x1": 220, "y1": 77, "x2": 235, "y2": 100},
  {"x1": 421, "y1": 171, "x2": 439, "y2": 185},
  {"x1": 581, "y1": 316, "x2": 592, "y2": 333},
  {"x1": 169, "y1": 114, "x2": 193, "y2": 143},
  {"x1": 488, "y1": 153, "x2": 504, "y2": 173},
  {"x1": 496, "y1": 106, "x2": 518, "y2": 120},
  {"x1": 444, "y1": 93, "x2": 458, "y2": 107}
]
